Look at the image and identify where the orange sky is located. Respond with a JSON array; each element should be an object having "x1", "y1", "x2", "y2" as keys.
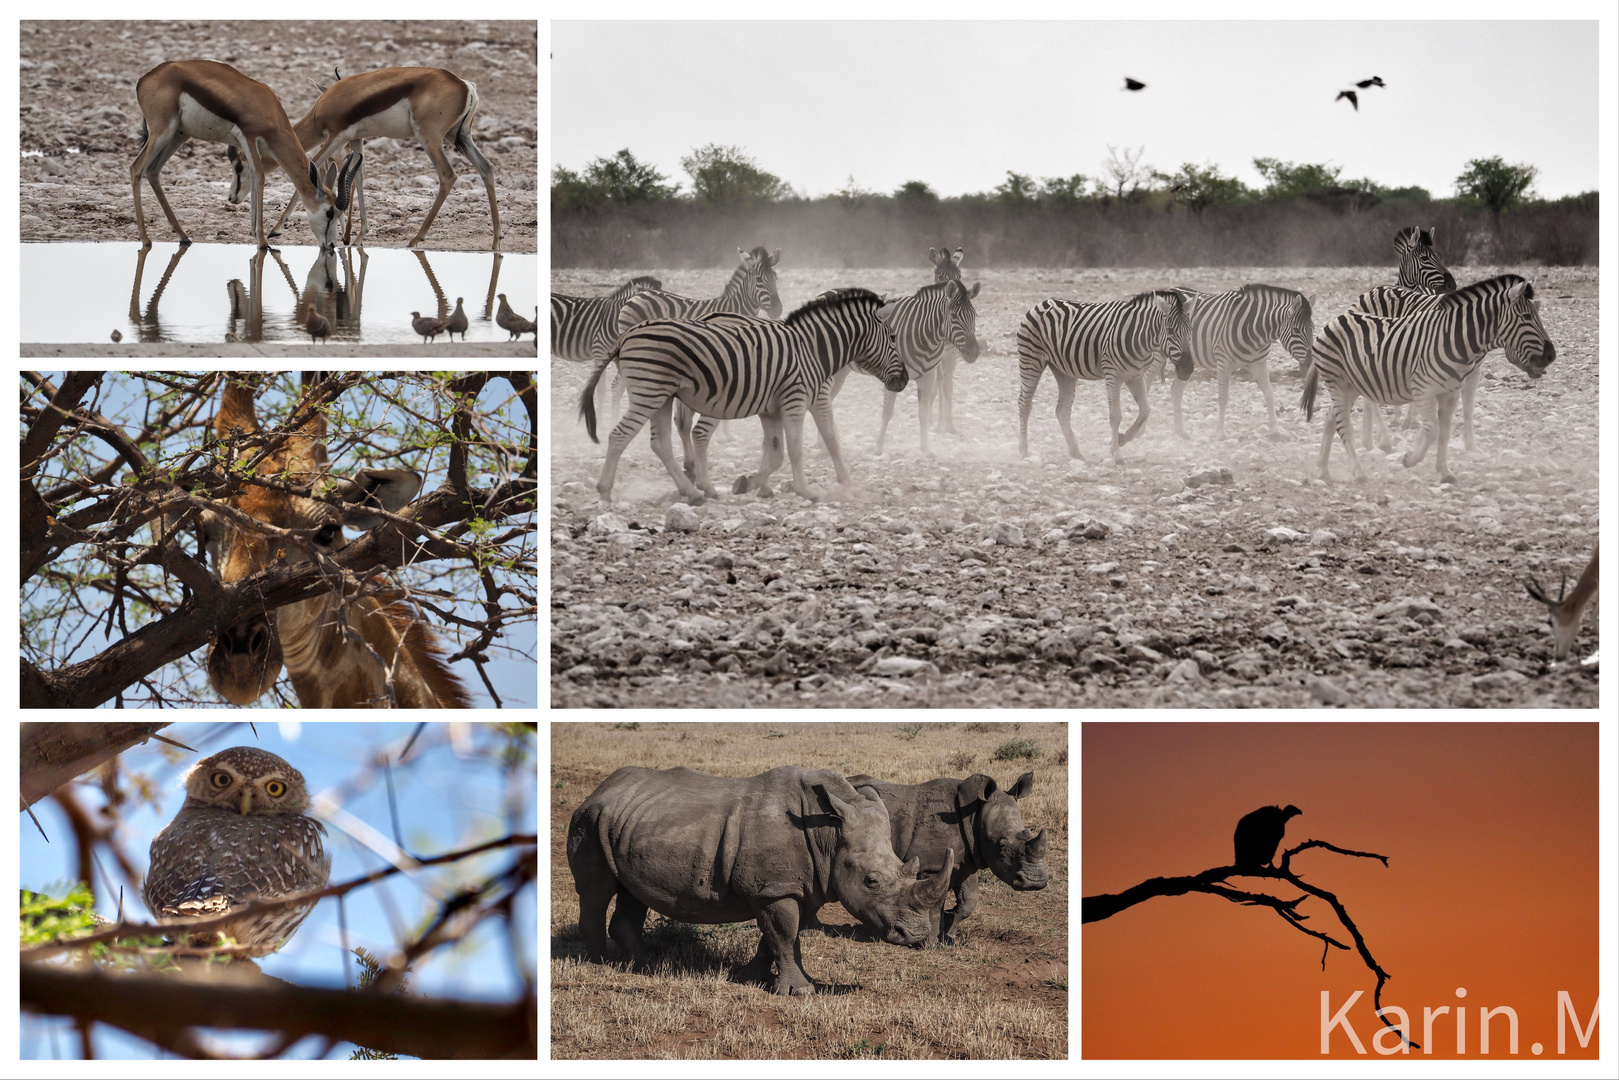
[{"x1": 1083, "y1": 722, "x2": 1599, "y2": 1060}]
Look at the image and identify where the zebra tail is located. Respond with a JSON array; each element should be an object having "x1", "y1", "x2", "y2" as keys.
[
  {"x1": 579, "y1": 360, "x2": 607, "y2": 443},
  {"x1": 1301, "y1": 365, "x2": 1319, "y2": 422}
]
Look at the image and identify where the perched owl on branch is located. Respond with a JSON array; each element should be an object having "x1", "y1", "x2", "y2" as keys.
[{"x1": 144, "y1": 746, "x2": 331, "y2": 957}]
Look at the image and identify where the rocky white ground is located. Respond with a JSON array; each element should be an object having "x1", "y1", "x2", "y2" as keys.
[{"x1": 551, "y1": 264, "x2": 1599, "y2": 709}]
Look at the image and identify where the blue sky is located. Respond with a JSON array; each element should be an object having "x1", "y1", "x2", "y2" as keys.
[
  {"x1": 552, "y1": 15, "x2": 1606, "y2": 202},
  {"x1": 19, "y1": 721, "x2": 537, "y2": 1060}
]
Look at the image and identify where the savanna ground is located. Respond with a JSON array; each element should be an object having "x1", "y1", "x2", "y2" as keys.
[
  {"x1": 20, "y1": 20, "x2": 537, "y2": 253},
  {"x1": 550, "y1": 721, "x2": 1069, "y2": 1060},
  {"x1": 550, "y1": 263, "x2": 1599, "y2": 709}
]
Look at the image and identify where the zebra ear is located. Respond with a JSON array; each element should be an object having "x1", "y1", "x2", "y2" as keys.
[
  {"x1": 952, "y1": 248, "x2": 965, "y2": 267},
  {"x1": 736, "y1": 246, "x2": 749, "y2": 263},
  {"x1": 769, "y1": 248, "x2": 781, "y2": 266},
  {"x1": 1508, "y1": 281, "x2": 1531, "y2": 303},
  {"x1": 968, "y1": 281, "x2": 981, "y2": 299}
]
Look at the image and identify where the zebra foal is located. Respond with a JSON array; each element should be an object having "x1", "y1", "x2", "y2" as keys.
[
  {"x1": 580, "y1": 289, "x2": 906, "y2": 504},
  {"x1": 1167, "y1": 283, "x2": 1313, "y2": 440},
  {"x1": 1016, "y1": 290, "x2": 1194, "y2": 462},
  {"x1": 1354, "y1": 225, "x2": 1459, "y2": 447},
  {"x1": 1302, "y1": 274, "x2": 1554, "y2": 484},
  {"x1": 926, "y1": 245, "x2": 985, "y2": 434}
]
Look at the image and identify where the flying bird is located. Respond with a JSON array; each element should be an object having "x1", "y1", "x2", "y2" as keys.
[
  {"x1": 1123, "y1": 77, "x2": 1146, "y2": 91},
  {"x1": 1336, "y1": 89, "x2": 1358, "y2": 111},
  {"x1": 1355, "y1": 76, "x2": 1386, "y2": 89},
  {"x1": 1233, "y1": 804, "x2": 1302, "y2": 869}
]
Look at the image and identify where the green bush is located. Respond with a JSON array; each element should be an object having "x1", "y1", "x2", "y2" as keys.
[{"x1": 992, "y1": 739, "x2": 1041, "y2": 762}]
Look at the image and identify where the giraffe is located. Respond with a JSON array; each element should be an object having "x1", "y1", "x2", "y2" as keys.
[{"x1": 194, "y1": 374, "x2": 471, "y2": 708}]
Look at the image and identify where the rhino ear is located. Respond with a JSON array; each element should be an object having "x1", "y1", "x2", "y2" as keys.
[
  {"x1": 956, "y1": 774, "x2": 995, "y2": 807},
  {"x1": 854, "y1": 784, "x2": 883, "y2": 805},
  {"x1": 1008, "y1": 771, "x2": 1035, "y2": 800}
]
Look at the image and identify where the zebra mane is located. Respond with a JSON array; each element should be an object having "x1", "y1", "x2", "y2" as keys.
[
  {"x1": 1136, "y1": 289, "x2": 1185, "y2": 311},
  {"x1": 1438, "y1": 273, "x2": 1529, "y2": 305},
  {"x1": 786, "y1": 288, "x2": 881, "y2": 326},
  {"x1": 610, "y1": 275, "x2": 662, "y2": 301}
]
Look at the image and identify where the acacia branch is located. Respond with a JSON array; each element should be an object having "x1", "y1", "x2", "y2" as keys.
[
  {"x1": 20, "y1": 966, "x2": 536, "y2": 1060},
  {"x1": 1084, "y1": 838, "x2": 1417, "y2": 1050}
]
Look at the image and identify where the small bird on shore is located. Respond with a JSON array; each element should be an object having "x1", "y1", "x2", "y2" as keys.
[
  {"x1": 445, "y1": 297, "x2": 469, "y2": 341},
  {"x1": 1336, "y1": 89, "x2": 1358, "y2": 111},
  {"x1": 411, "y1": 311, "x2": 449, "y2": 343},
  {"x1": 110, "y1": 329, "x2": 122, "y2": 343},
  {"x1": 302, "y1": 302, "x2": 330, "y2": 345},
  {"x1": 1123, "y1": 77, "x2": 1145, "y2": 91},
  {"x1": 496, "y1": 293, "x2": 537, "y2": 341},
  {"x1": 1355, "y1": 76, "x2": 1386, "y2": 89}
]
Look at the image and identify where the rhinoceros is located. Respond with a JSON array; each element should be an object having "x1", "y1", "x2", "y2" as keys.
[
  {"x1": 834, "y1": 770, "x2": 1050, "y2": 945},
  {"x1": 566, "y1": 765, "x2": 956, "y2": 995}
]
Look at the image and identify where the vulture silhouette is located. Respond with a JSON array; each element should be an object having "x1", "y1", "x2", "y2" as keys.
[{"x1": 1233, "y1": 804, "x2": 1302, "y2": 868}]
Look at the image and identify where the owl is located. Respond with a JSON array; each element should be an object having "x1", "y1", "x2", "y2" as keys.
[{"x1": 144, "y1": 746, "x2": 331, "y2": 958}]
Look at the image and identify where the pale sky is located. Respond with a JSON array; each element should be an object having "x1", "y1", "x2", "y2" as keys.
[{"x1": 552, "y1": 16, "x2": 1605, "y2": 202}]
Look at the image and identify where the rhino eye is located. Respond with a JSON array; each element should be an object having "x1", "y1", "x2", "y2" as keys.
[{"x1": 863, "y1": 873, "x2": 880, "y2": 889}]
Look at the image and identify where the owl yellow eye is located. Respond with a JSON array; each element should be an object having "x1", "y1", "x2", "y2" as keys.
[
  {"x1": 265, "y1": 780, "x2": 286, "y2": 798},
  {"x1": 211, "y1": 771, "x2": 232, "y2": 788}
]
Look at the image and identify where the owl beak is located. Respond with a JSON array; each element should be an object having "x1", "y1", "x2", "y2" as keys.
[{"x1": 239, "y1": 788, "x2": 254, "y2": 816}]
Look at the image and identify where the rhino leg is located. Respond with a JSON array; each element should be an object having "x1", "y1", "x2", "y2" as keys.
[
  {"x1": 756, "y1": 897, "x2": 816, "y2": 996},
  {"x1": 799, "y1": 903, "x2": 826, "y2": 937},
  {"x1": 575, "y1": 877, "x2": 615, "y2": 962},
  {"x1": 939, "y1": 875, "x2": 981, "y2": 945},
  {"x1": 608, "y1": 887, "x2": 649, "y2": 968}
]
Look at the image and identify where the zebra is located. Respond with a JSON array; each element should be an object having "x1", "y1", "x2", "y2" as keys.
[
  {"x1": 1301, "y1": 274, "x2": 1554, "y2": 484},
  {"x1": 926, "y1": 245, "x2": 982, "y2": 433},
  {"x1": 1357, "y1": 225, "x2": 1459, "y2": 445},
  {"x1": 550, "y1": 275, "x2": 664, "y2": 365},
  {"x1": 550, "y1": 275, "x2": 663, "y2": 415},
  {"x1": 819, "y1": 277, "x2": 981, "y2": 454},
  {"x1": 608, "y1": 246, "x2": 783, "y2": 424},
  {"x1": 579, "y1": 289, "x2": 906, "y2": 504},
  {"x1": 1166, "y1": 284, "x2": 1314, "y2": 441},
  {"x1": 1016, "y1": 290, "x2": 1194, "y2": 462}
]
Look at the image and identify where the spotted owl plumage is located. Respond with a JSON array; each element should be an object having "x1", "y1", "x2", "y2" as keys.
[{"x1": 144, "y1": 746, "x2": 331, "y2": 958}]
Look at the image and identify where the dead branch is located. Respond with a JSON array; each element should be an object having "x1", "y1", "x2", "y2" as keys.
[{"x1": 1084, "y1": 838, "x2": 1416, "y2": 1049}]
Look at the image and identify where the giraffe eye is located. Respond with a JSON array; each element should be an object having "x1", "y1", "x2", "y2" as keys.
[
  {"x1": 211, "y1": 771, "x2": 232, "y2": 788},
  {"x1": 265, "y1": 780, "x2": 286, "y2": 798}
]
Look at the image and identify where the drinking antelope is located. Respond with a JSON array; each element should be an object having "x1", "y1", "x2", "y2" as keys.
[
  {"x1": 130, "y1": 60, "x2": 359, "y2": 249},
  {"x1": 266, "y1": 67, "x2": 500, "y2": 250}
]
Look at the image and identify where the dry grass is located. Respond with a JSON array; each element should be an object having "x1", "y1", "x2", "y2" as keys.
[{"x1": 550, "y1": 721, "x2": 1068, "y2": 1059}]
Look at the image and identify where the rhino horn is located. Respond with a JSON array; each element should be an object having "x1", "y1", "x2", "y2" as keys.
[
  {"x1": 913, "y1": 848, "x2": 955, "y2": 906},
  {"x1": 1028, "y1": 827, "x2": 1049, "y2": 859}
]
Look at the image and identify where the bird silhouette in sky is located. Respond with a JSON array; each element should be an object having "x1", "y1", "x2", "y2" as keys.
[
  {"x1": 1234, "y1": 804, "x2": 1303, "y2": 869},
  {"x1": 1123, "y1": 77, "x2": 1146, "y2": 91},
  {"x1": 1356, "y1": 76, "x2": 1386, "y2": 89},
  {"x1": 1336, "y1": 89, "x2": 1359, "y2": 111}
]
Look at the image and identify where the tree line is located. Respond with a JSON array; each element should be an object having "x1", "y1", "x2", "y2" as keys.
[{"x1": 552, "y1": 144, "x2": 1596, "y2": 268}]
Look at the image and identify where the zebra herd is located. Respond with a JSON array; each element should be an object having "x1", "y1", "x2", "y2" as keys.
[{"x1": 552, "y1": 226, "x2": 1558, "y2": 503}]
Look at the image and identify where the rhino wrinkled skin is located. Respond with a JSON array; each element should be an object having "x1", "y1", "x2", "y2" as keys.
[
  {"x1": 567, "y1": 765, "x2": 956, "y2": 996},
  {"x1": 836, "y1": 771, "x2": 1050, "y2": 945}
]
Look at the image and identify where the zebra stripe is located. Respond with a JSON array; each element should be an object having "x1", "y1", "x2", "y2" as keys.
[
  {"x1": 1167, "y1": 283, "x2": 1314, "y2": 440},
  {"x1": 580, "y1": 289, "x2": 905, "y2": 503},
  {"x1": 1016, "y1": 290, "x2": 1193, "y2": 461},
  {"x1": 1302, "y1": 274, "x2": 1554, "y2": 483},
  {"x1": 549, "y1": 275, "x2": 663, "y2": 364}
]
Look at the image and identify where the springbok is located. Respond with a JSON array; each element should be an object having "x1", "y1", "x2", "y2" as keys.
[
  {"x1": 265, "y1": 67, "x2": 500, "y2": 249},
  {"x1": 189, "y1": 374, "x2": 471, "y2": 708},
  {"x1": 130, "y1": 60, "x2": 359, "y2": 249},
  {"x1": 1526, "y1": 543, "x2": 1599, "y2": 664}
]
